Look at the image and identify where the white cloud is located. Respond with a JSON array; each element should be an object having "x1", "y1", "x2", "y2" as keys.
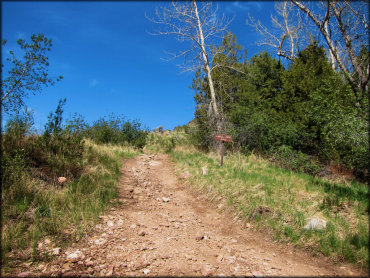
[{"x1": 226, "y1": 1, "x2": 263, "y2": 14}]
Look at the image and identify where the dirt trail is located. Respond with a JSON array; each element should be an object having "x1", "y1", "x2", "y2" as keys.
[{"x1": 14, "y1": 153, "x2": 364, "y2": 276}]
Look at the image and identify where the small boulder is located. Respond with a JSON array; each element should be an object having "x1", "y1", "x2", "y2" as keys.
[
  {"x1": 57, "y1": 177, "x2": 67, "y2": 185},
  {"x1": 51, "y1": 247, "x2": 61, "y2": 255},
  {"x1": 201, "y1": 166, "x2": 208, "y2": 175},
  {"x1": 162, "y1": 197, "x2": 170, "y2": 202},
  {"x1": 304, "y1": 217, "x2": 327, "y2": 230},
  {"x1": 195, "y1": 234, "x2": 204, "y2": 241}
]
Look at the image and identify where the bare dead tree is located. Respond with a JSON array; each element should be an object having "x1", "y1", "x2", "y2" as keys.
[
  {"x1": 247, "y1": 0, "x2": 369, "y2": 96},
  {"x1": 146, "y1": 0, "x2": 232, "y2": 131},
  {"x1": 291, "y1": 0, "x2": 370, "y2": 95},
  {"x1": 247, "y1": 1, "x2": 306, "y2": 61}
]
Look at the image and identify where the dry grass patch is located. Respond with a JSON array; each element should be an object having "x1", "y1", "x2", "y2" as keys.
[
  {"x1": 1, "y1": 140, "x2": 139, "y2": 273},
  {"x1": 171, "y1": 148, "x2": 369, "y2": 268}
]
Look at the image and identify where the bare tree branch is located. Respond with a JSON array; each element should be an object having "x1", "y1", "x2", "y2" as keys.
[{"x1": 147, "y1": 1, "x2": 232, "y2": 130}]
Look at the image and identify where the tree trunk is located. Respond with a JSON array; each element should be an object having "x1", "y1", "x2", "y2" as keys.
[{"x1": 193, "y1": 0, "x2": 221, "y2": 131}]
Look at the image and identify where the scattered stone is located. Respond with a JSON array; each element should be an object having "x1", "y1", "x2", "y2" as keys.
[
  {"x1": 149, "y1": 161, "x2": 162, "y2": 167},
  {"x1": 252, "y1": 271, "x2": 264, "y2": 277},
  {"x1": 66, "y1": 250, "x2": 83, "y2": 260},
  {"x1": 117, "y1": 219, "x2": 124, "y2": 226},
  {"x1": 201, "y1": 166, "x2": 208, "y2": 175},
  {"x1": 138, "y1": 230, "x2": 146, "y2": 236},
  {"x1": 51, "y1": 247, "x2": 61, "y2": 255},
  {"x1": 58, "y1": 177, "x2": 67, "y2": 185},
  {"x1": 162, "y1": 197, "x2": 170, "y2": 202},
  {"x1": 227, "y1": 256, "x2": 237, "y2": 264},
  {"x1": 94, "y1": 238, "x2": 106, "y2": 245},
  {"x1": 17, "y1": 272, "x2": 33, "y2": 277},
  {"x1": 217, "y1": 255, "x2": 224, "y2": 262},
  {"x1": 304, "y1": 217, "x2": 327, "y2": 230},
  {"x1": 107, "y1": 221, "x2": 114, "y2": 227},
  {"x1": 195, "y1": 234, "x2": 204, "y2": 241}
]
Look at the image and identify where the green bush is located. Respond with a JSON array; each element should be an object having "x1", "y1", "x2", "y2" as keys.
[
  {"x1": 85, "y1": 114, "x2": 148, "y2": 148},
  {"x1": 270, "y1": 145, "x2": 321, "y2": 176}
]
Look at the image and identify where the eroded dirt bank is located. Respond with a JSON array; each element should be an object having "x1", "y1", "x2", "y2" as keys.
[{"x1": 10, "y1": 153, "x2": 365, "y2": 276}]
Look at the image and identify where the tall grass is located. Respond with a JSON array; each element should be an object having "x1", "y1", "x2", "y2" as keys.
[
  {"x1": 145, "y1": 131, "x2": 191, "y2": 153},
  {"x1": 171, "y1": 147, "x2": 369, "y2": 268},
  {"x1": 1, "y1": 139, "x2": 139, "y2": 271}
]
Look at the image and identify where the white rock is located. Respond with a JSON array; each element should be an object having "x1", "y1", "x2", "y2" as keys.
[
  {"x1": 252, "y1": 271, "x2": 264, "y2": 277},
  {"x1": 304, "y1": 217, "x2": 327, "y2": 230},
  {"x1": 162, "y1": 197, "x2": 170, "y2": 202},
  {"x1": 94, "y1": 238, "x2": 106, "y2": 245},
  {"x1": 107, "y1": 221, "x2": 114, "y2": 227},
  {"x1": 143, "y1": 269, "x2": 150, "y2": 274},
  {"x1": 202, "y1": 166, "x2": 208, "y2": 175},
  {"x1": 51, "y1": 247, "x2": 61, "y2": 255},
  {"x1": 67, "y1": 250, "x2": 82, "y2": 260},
  {"x1": 57, "y1": 177, "x2": 67, "y2": 185}
]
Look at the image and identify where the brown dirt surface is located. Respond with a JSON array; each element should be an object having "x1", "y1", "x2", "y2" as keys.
[{"x1": 8, "y1": 153, "x2": 367, "y2": 277}]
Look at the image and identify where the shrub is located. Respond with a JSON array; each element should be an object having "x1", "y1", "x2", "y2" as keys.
[
  {"x1": 86, "y1": 114, "x2": 148, "y2": 149},
  {"x1": 270, "y1": 145, "x2": 321, "y2": 176}
]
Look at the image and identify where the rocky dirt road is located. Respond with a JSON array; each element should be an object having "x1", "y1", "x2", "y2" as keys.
[{"x1": 13, "y1": 153, "x2": 364, "y2": 276}]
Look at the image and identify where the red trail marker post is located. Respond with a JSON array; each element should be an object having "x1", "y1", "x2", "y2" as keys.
[{"x1": 214, "y1": 134, "x2": 232, "y2": 166}]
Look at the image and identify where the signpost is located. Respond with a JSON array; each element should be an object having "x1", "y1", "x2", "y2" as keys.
[{"x1": 214, "y1": 134, "x2": 232, "y2": 166}]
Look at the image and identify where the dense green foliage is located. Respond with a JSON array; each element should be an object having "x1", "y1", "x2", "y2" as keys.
[
  {"x1": 83, "y1": 114, "x2": 148, "y2": 149},
  {"x1": 192, "y1": 33, "x2": 369, "y2": 181}
]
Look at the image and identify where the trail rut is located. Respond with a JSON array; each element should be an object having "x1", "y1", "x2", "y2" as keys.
[{"x1": 12, "y1": 153, "x2": 364, "y2": 276}]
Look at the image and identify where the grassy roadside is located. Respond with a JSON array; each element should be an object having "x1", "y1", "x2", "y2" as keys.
[
  {"x1": 1, "y1": 139, "x2": 139, "y2": 272},
  {"x1": 171, "y1": 146, "x2": 369, "y2": 268}
]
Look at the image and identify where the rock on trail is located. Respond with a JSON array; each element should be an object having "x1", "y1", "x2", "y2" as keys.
[{"x1": 7, "y1": 153, "x2": 362, "y2": 276}]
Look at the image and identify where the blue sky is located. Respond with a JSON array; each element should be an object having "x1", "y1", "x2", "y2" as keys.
[{"x1": 2, "y1": 1, "x2": 275, "y2": 131}]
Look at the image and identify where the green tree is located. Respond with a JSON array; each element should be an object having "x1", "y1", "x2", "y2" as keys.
[
  {"x1": 1, "y1": 34, "x2": 63, "y2": 114},
  {"x1": 44, "y1": 98, "x2": 66, "y2": 136}
]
